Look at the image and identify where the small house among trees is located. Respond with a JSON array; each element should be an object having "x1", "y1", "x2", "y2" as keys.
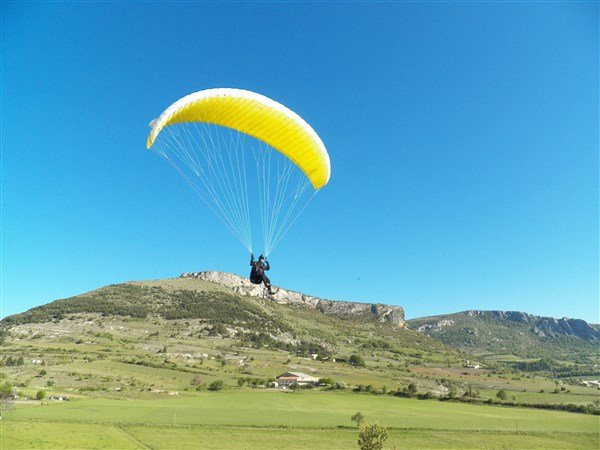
[{"x1": 276, "y1": 372, "x2": 318, "y2": 387}]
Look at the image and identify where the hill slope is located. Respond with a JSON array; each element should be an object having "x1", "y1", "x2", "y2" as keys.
[
  {"x1": 2, "y1": 273, "x2": 599, "y2": 412},
  {"x1": 407, "y1": 310, "x2": 599, "y2": 372},
  {"x1": 4, "y1": 271, "x2": 406, "y2": 327},
  {"x1": 2, "y1": 272, "x2": 464, "y2": 395}
]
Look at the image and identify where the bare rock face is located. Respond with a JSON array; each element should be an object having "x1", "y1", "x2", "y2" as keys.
[{"x1": 181, "y1": 271, "x2": 405, "y2": 327}]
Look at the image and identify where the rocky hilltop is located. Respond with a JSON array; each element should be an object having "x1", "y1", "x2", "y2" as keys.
[{"x1": 181, "y1": 271, "x2": 405, "y2": 327}]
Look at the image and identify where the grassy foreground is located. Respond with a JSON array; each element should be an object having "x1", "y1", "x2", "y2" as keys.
[
  {"x1": 3, "y1": 422, "x2": 598, "y2": 449},
  {"x1": 3, "y1": 390, "x2": 599, "y2": 449}
]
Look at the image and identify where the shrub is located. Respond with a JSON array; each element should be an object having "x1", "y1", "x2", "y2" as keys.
[
  {"x1": 417, "y1": 391, "x2": 436, "y2": 400},
  {"x1": 208, "y1": 323, "x2": 228, "y2": 337},
  {"x1": 464, "y1": 385, "x2": 479, "y2": 398},
  {"x1": 236, "y1": 377, "x2": 268, "y2": 388},
  {"x1": 351, "y1": 411, "x2": 364, "y2": 427},
  {"x1": 318, "y1": 377, "x2": 335, "y2": 387},
  {"x1": 358, "y1": 422, "x2": 388, "y2": 450},
  {"x1": 349, "y1": 355, "x2": 366, "y2": 367},
  {"x1": 36, "y1": 390, "x2": 46, "y2": 400},
  {"x1": 496, "y1": 389, "x2": 508, "y2": 401},
  {"x1": 0, "y1": 382, "x2": 13, "y2": 398},
  {"x1": 208, "y1": 380, "x2": 225, "y2": 391}
]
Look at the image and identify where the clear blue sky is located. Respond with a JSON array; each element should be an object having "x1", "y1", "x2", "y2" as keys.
[{"x1": 2, "y1": 2, "x2": 598, "y2": 322}]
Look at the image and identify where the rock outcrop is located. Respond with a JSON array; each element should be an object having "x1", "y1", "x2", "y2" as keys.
[{"x1": 181, "y1": 271, "x2": 405, "y2": 327}]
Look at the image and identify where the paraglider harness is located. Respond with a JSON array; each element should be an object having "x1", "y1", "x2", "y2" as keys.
[{"x1": 250, "y1": 253, "x2": 271, "y2": 288}]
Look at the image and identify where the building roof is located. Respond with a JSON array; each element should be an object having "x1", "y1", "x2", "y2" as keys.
[{"x1": 276, "y1": 372, "x2": 318, "y2": 382}]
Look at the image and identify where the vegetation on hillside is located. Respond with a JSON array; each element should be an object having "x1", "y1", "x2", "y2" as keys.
[
  {"x1": 2, "y1": 275, "x2": 599, "y2": 450},
  {"x1": 407, "y1": 311, "x2": 600, "y2": 378}
]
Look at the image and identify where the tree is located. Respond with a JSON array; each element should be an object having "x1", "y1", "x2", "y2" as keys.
[
  {"x1": 190, "y1": 375, "x2": 202, "y2": 387},
  {"x1": 318, "y1": 377, "x2": 335, "y2": 387},
  {"x1": 36, "y1": 390, "x2": 46, "y2": 400},
  {"x1": 351, "y1": 411, "x2": 364, "y2": 427},
  {"x1": 349, "y1": 355, "x2": 366, "y2": 367},
  {"x1": 464, "y1": 385, "x2": 479, "y2": 398},
  {"x1": 209, "y1": 323, "x2": 228, "y2": 336},
  {"x1": 496, "y1": 389, "x2": 508, "y2": 401},
  {"x1": 406, "y1": 383, "x2": 418, "y2": 396},
  {"x1": 358, "y1": 422, "x2": 389, "y2": 450},
  {"x1": 0, "y1": 383, "x2": 14, "y2": 420},
  {"x1": 208, "y1": 380, "x2": 225, "y2": 391},
  {"x1": 0, "y1": 383, "x2": 13, "y2": 398}
]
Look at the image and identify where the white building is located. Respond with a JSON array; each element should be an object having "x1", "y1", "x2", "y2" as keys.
[{"x1": 276, "y1": 372, "x2": 318, "y2": 386}]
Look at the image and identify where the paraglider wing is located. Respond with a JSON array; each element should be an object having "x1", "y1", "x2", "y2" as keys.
[
  {"x1": 146, "y1": 88, "x2": 330, "y2": 256},
  {"x1": 147, "y1": 88, "x2": 330, "y2": 189}
]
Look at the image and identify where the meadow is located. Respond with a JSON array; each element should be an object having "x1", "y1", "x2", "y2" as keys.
[{"x1": 3, "y1": 390, "x2": 599, "y2": 449}]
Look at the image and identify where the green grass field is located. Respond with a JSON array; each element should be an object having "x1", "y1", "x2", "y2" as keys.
[
  {"x1": 3, "y1": 391, "x2": 599, "y2": 449},
  {"x1": 3, "y1": 422, "x2": 597, "y2": 449}
]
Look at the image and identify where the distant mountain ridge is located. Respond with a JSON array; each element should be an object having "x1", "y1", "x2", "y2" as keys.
[
  {"x1": 407, "y1": 310, "x2": 599, "y2": 361},
  {"x1": 412, "y1": 310, "x2": 599, "y2": 342}
]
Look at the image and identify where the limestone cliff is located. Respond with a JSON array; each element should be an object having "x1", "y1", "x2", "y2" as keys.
[{"x1": 181, "y1": 271, "x2": 405, "y2": 327}]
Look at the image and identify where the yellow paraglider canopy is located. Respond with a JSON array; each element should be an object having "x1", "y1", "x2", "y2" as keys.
[{"x1": 147, "y1": 88, "x2": 330, "y2": 189}]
